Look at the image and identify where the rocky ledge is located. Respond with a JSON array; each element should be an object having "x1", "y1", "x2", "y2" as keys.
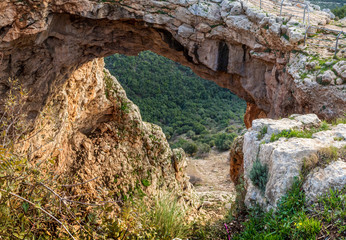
[{"x1": 233, "y1": 114, "x2": 346, "y2": 210}]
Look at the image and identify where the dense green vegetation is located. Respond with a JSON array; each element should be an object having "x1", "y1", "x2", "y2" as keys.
[
  {"x1": 310, "y1": 0, "x2": 345, "y2": 10},
  {"x1": 229, "y1": 178, "x2": 345, "y2": 240},
  {"x1": 224, "y1": 145, "x2": 346, "y2": 240},
  {"x1": 332, "y1": 5, "x2": 346, "y2": 19},
  {"x1": 105, "y1": 51, "x2": 246, "y2": 155}
]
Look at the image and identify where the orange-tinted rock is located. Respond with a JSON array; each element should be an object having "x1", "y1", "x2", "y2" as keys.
[
  {"x1": 230, "y1": 136, "x2": 244, "y2": 185},
  {"x1": 244, "y1": 103, "x2": 267, "y2": 128},
  {"x1": 20, "y1": 59, "x2": 192, "y2": 202}
]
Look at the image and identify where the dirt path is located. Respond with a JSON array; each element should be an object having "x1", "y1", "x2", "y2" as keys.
[{"x1": 186, "y1": 150, "x2": 235, "y2": 211}]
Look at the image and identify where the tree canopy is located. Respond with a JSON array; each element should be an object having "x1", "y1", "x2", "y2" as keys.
[{"x1": 105, "y1": 51, "x2": 246, "y2": 154}]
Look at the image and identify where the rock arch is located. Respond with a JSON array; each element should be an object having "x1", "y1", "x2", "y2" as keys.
[{"x1": 0, "y1": 0, "x2": 345, "y2": 126}]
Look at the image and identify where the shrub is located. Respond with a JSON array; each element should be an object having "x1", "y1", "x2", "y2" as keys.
[
  {"x1": 249, "y1": 160, "x2": 269, "y2": 193},
  {"x1": 171, "y1": 138, "x2": 198, "y2": 156},
  {"x1": 332, "y1": 5, "x2": 346, "y2": 19},
  {"x1": 186, "y1": 130, "x2": 196, "y2": 138},
  {"x1": 183, "y1": 141, "x2": 198, "y2": 156},
  {"x1": 215, "y1": 132, "x2": 237, "y2": 151},
  {"x1": 196, "y1": 142, "x2": 211, "y2": 157}
]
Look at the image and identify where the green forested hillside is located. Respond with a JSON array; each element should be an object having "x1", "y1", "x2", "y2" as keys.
[
  {"x1": 332, "y1": 5, "x2": 346, "y2": 18},
  {"x1": 105, "y1": 51, "x2": 246, "y2": 155},
  {"x1": 310, "y1": 0, "x2": 345, "y2": 10}
]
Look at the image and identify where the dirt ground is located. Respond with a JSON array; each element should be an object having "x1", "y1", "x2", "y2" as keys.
[{"x1": 186, "y1": 150, "x2": 235, "y2": 213}]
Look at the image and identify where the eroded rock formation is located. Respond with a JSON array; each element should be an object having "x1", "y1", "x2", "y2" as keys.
[
  {"x1": 229, "y1": 135, "x2": 244, "y2": 185},
  {"x1": 0, "y1": 0, "x2": 345, "y2": 128},
  {"x1": 242, "y1": 114, "x2": 346, "y2": 210},
  {"x1": 20, "y1": 58, "x2": 192, "y2": 202}
]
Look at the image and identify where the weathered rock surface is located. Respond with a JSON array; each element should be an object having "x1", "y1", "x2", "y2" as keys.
[
  {"x1": 242, "y1": 114, "x2": 346, "y2": 210},
  {"x1": 303, "y1": 160, "x2": 346, "y2": 203},
  {"x1": 230, "y1": 135, "x2": 244, "y2": 185},
  {"x1": 0, "y1": 0, "x2": 344, "y2": 128},
  {"x1": 21, "y1": 58, "x2": 192, "y2": 202}
]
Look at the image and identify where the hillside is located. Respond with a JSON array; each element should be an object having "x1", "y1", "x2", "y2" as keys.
[
  {"x1": 105, "y1": 51, "x2": 246, "y2": 154},
  {"x1": 310, "y1": 0, "x2": 345, "y2": 10},
  {"x1": 1, "y1": 0, "x2": 345, "y2": 239}
]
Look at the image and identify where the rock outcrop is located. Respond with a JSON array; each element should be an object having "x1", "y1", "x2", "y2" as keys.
[
  {"x1": 229, "y1": 135, "x2": 244, "y2": 185},
  {"x1": 241, "y1": 114, "x2": 346, "y2": 210},
  {"x1": 0, "y1": 0, "x2": 345, "y2": 128},
  {"x1": 21, "y1": 58, "x2": 192, "y2": 203}
]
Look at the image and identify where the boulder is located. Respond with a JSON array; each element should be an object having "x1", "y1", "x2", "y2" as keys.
[
  {"x1": 321, "y1": 70, "x2": 336, "y2": 85},
  {"x1": 303, "y1": 161, "x2": 346, "y2": 203},
  {"x1": 322, "y1": 8, "x2": 335, "y2": 19},
  {"x1": 333, "y1": 61, "x2": 346, "y2": 81},
  {"x1": 243, "y1": 115, "x2": 346, "y2": 210},
  {"x1": 287, "y1": 27, "x2": 304, "y2": 43}
]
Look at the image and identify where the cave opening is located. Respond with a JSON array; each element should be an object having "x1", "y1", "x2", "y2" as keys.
[
  {"x1": 104, "y1": 50, "x2": 246, "y2": 157},
  {"x1": 0, "y1": 13, "x2": 265, "y2": 131}
]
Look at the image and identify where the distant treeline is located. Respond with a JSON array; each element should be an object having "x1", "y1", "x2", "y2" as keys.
[
  {"x1": 105, "y1": 51, "x2": 246, "y2": 155},
  {"x1": 310, "y1": 0, "x2": 345, "y2": 10}
]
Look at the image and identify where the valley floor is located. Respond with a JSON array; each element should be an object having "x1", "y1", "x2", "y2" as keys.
[{"x1": 186, "y1": 150, "x2": 235, "y2": 219}]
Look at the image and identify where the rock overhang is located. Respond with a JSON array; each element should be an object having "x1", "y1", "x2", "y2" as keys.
[{"x1": 0, "y1": 0, "x2": 345, "y2": 125}]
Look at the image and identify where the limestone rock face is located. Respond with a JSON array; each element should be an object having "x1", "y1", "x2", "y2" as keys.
[
  {"x1": 303, "y1": 161, "x2": 346, "y2": 203},
  {"x1": 22, "y1": 58, "x2": 192, "y2": 202},
  {"x1": 0, "y1": 0, "x2": 344, "y2": 127},
  {"x1": 243, "y1": 114, "x2": 346, "y2": 210}
]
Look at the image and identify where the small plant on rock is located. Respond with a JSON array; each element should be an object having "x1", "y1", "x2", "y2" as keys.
[
  {"x1": 257, "y1": 126, "x2": 268, "y2": 140},
  {"x1": 249, "y1": 159, "x2": 269, "y2": 193}
]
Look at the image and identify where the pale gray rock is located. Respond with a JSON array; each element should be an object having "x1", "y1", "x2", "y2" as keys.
[
  {"x1": 188, "y1": 1, "x2": 221, "y2": 21},
  {"x1": 268, "y1": 17, "x2": 276, "y2": 25},
  {"x1": 220, "y1": 0, "x2": 235, "y2": 12},
  {"x1": 259, "y1": 17, "x2": 269, "y2": 27},
  {"x1": 178, "y1": 23, "x2": 195, "y2": 38},
  {"x1": 336, "y1": 78, "x2": 343, "y2": 85},
  {"x1": 303, "y1": 161, "x2": 346, "y2": 203},
  {"x1": 333, "y1": 61, "x2": 346, "y2": 81},
  {"x1": 322, "y1": 8, "x2": 335, "y2": 19},
  {"x1": 143, "y1": 13, "x2": 172, "y2": 24},
  {"x1": 226, "y1": 15, "x2": 252, "y2": 31},
  {"x1": 305, "y1": 61, "x2": 317, "y2": 70},
  {"x1": 244, "y1": 116, "x2": 346, "y2": 210},
  {"x1": 269, "y1": 23, "x2": 281, "y2": 36},
  {"x1": 289, "y1": 113, "x2": 321, "y2": 128},
  {"x1": 287, "y1": 27, "x2": 304, "y2": 43},
  {"x1": 281, "y1": 24, "x2": 288, "y2": 34},
  {"x1": 311, "y1": 4, "x2": 321, "y2": 11},
  {"x1": 230, "y1": 1, "x2": 244, "y2": 15},
  {"x1": 321, "y1": 70, "x2": 336, "y2": 85}
]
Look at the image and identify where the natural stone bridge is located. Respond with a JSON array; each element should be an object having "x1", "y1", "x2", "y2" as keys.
[{"x1": 0, "y1": 0, "x2": 345, "y2": 127}]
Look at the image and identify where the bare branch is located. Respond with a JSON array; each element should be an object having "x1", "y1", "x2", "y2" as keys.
[
  {"x1": 40, "y1": 182, "x2": 121, "y2": 206},
  {"x1": 61, "y1": 177, "x2": 100, "y2": 188},
  {"x1": 0, "y1": 188, "x2": 76, "y2": 240}
]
